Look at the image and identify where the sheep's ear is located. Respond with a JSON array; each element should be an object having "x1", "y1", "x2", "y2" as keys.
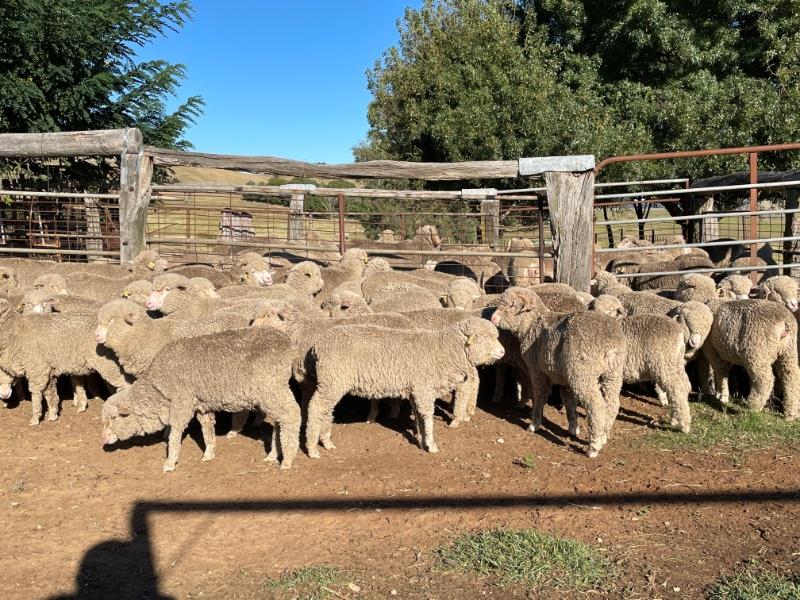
[
  {"x1": 123, "y1": 311, "x2": 142, "y2": 325},
  {"x1": 117, "y1": 404, "x2": 131, "y2": 417}
]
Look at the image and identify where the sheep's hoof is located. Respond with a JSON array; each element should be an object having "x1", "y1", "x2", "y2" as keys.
[
  {"x1": 76, "y1": 402, "x2": 88, "y2": 413},
  {"x1": 680, "y1": 425, "x2": 691, "y2": 434},
  {"x1": 308, "y1": 449, "x2": 321, "y2": 459},
  {"x1": 46, "y1": 412, "x2": 59, "y2": 422},
  {"x1": 202, "y1": 451, "x2": 215, "y2": 462},
  {"x1": 263, "y1": 452, "x2": 278, "y2": 462},
  {"x1": 427, "y1": 443, "x2": 439, "y2": 454},
  {"x1": 29, "y1": 416, "x2": 41, "y2": 426},
  {"x1": 586, "y1": 447, "x2": 600, "y2": 458},
  {"x1": 365, "y1": 413, "x2": 378, "y2": 424},
  {"x1": 225, "y1": 431, "x2": 239, "y2": 439},
  {"x1": 526, "y1": 423, "x2": 538, "y2": 433},
  {"x1": 320, "y1": 439, "x2": 336, "y2": 451},
  {"x1": 447, "y1": 419, "x2": 461, "y2": 429},
  {"x1": 163, "y1": 463, "x2": 177, "y2": 473},
  {"x1": 279, "y1": 462, "x2": 293, "y2": 470},
  {"x1": 569, "y1": 425, "x2": 581, "y2": 438}
]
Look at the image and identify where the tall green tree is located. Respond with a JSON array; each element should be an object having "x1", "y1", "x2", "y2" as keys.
[
  {"x1": 359, "y1": 0, "x2": 800, "y2": 183},
  {"x1": 0, "y1": 0, "x2": 203, "y2": 149}
]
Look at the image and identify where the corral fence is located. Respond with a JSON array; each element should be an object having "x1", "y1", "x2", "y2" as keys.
[{"x1": 2, "y1": 128, "x2": 800, "y2": 290}]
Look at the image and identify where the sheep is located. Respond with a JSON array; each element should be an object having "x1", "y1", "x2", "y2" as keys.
[
  {"x1": 166, "y1": 263, "x2": 238, "y2": 288},
  {"x1": 316, "y1": 248, "x2": 369, "y2": 302},
  {"x1": 490, "y1": 287, "x2": 626, "y2": 457},
  {"x1": 0, "y1": 299, "x2": 127, "y2": 425},
  {"x1": 304, "y1": 317, "x2": 505, "y2": 457},
  {"x1": 630, "y1": 255, "x2": 716, "y2": 290},
  {"x1": 0, "y1": 267, "x2": 22, "y2": 298},
  {"x1": 144, "y1": 273, "x2": 191, "y2": 311},
  {"x1": 126, "y1": 249, "x2": 169, "y2": 277},
  {"x1": 101, "y1": 327, "x2": 300, "y2": 471},
  {"x1": 440, "y1": 277, "x2": 484, "y2": 310},
  {"x1": 536, "y1": 290, "x2": 586, "y2": 314},
  {"x1": 187, "y1": 277, "x2": 220, "y2": 299},
  {"x1": 361, "y1": 270, "x2": 446, "y2": 304},
  {"x1": 717, "y1": 274, "x2": 753, "y2": 300},
  {"x1": 119, "y1": 280, "x2": 154, "y2": 306},
  {"x1": 234, "y1": 258, "x2": 274, "y2": 287},
  {"x1": 320, "y1": 290, "x2": 372, "y2": 318},
  {"x1": 588, "y1": 295, "x2": 692, "y2": 432},
  {"x1": 674, "y1": 273, "x2": 718, "y2": 303},
  {"x1": 94, "y1": 299, "x2": 250, "y2": 378},
  {"x1": 370, "y1": 286, "x2": 443, "y2": 313},
  {"x1": 755, "y1": 275, "x2": 798, "y2": 312}
]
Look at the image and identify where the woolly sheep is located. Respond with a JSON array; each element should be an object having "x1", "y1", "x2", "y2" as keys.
[
  {"x1": 305, "y1": 318, "x2": 504, "y2": 457},
  {"x1": 756, "y1": 275, "x2": 798, "y2": 312},
  {"x1": 630, "y1": 255, "x2": 716, "y2": 290},
  {"x1": 490, "y1": 287, "x2": 626, "y2": 457},
  {"x1": 317, "y1": 248, "x2": 369, "y2": 302},
  {"x1": 440, "y1": 277, "x2": 484, "y2": 310},
  {"x1": 320, "y1": 290, "x2": 372, "y2": 318},
  {"x1": 101, "y1": 327, "x2": 300, "y2": 471},
  {"x1": 370, "y1": 286, "x2": 443, "y2": 313},
  {"x1": 717, "y1": 274, "x2": 753, "y2": 301}
]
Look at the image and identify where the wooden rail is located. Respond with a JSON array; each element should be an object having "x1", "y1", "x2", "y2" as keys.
[{"x1": 0, "y1": 129, "x2": 138, "y2": 158}]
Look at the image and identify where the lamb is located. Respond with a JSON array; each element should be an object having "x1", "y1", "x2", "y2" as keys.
[
  {"x1": 490, "y1": 287, "x2": 626, "y2": 457},
  {"x1": 94, "y1": 299, "x2": 250, "y2": 378},
  {"x1": 304, "y1": 318, "x2": 504, "y2": 457},
  {"x1": 234, "y1": 258, "x2": 274, "y2": 287},
  {"x1": 588, "y1": 295, "x2": 692, "y2": 432},
  {"x1": 101, "y1": 327, "x2": 300, "y2": 471},
  {"x1": 717, "y1": 274, "x2": 753, "y2": 300},
  {"x1": 755, "y1": 275, "x2": 798, "y2": 312},
  {"x1": 0, "y1": 299, "x2": 127, "y2": 424}
]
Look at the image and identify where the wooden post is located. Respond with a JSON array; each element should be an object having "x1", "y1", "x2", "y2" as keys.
[
  {"x1": 83, "y1": 198, "x2": 103, "y2": 262},
  {"x1": 118, "y1": 128, "x2": 152, "y2": 265},
  {"x1": 281, "y1": 183, "x2": 315, "y2": 242},
  {"x1": 699, "y1": 195, "x2": 719, "y2": 242},
  {"x1": 784, "y1": 189, "x2": 800, "y2": 277},
  {"x1": 545, "y1": 170, "x2": 595, "y2": 291},
  {"x1": 480, "y1": 198, "x2": 500, "y2": 249}
]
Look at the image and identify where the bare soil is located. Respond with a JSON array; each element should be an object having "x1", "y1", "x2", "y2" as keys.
[{"x1": 1, "y1": 387, "x2": 798, "y2": 600}]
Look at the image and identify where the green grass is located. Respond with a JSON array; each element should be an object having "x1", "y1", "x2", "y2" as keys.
[
  {"x1": 435, "y1": 529, "x2": 617, "y2": 590},
  {"x1": 264, "y1": 565, "x2": 351, "y2": 600},
  {"x1": 709, "y1": 563, "x2": 800, "y2": 600},
  {"x1": 644, "y1": 400, "x2": 800, "y2": 451}
]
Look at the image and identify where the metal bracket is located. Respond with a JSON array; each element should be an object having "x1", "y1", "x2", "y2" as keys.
[{"x1": 519, "y1": 155, "x2": 595, "y2": 176}]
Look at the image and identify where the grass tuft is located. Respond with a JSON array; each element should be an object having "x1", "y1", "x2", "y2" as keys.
[
  {"x1": 709, "y1": 563, "x2": 800, "y2": 600},
  {"x1": 644, "y1": 400, "x2": 800, "y2": 451},
  {"x1": 264, "y1": 565, "x2": 349, "y2": 600},
  {"x1": 435, "y1": 528, "x2": 616, "y2": 590}
]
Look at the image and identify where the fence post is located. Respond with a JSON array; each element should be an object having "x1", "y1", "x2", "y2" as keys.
[
  {"x1": 118, "y1": 128, "x2": 152, "y2": 265},
  {"x1": 281, "y1": 183, "x2": 315, "y2": 242},
  {"x1": 83, "y1": 197, "x2": 103, "y2": 262},
  {"x1": 519, "y1": 155, "x2": 595, "y2": 291},
  {"x1": 475, "y1": 190, "x2": 500, "y2": 249},
  {"x1": 699, "y1": 195, "x2": 719, "y2": 242}
]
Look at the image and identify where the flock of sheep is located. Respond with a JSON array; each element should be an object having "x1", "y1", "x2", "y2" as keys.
[{"x1": 0, "y1": 230, "x2": 796, "y2": 472}]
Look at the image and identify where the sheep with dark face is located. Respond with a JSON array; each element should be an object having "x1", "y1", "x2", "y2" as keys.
[
  {"x1": 101, "y1": 327, "x2": 299, "y2": 471},
  {"x1": 490, "y1": 288, "x2": 626, "y2": 457}
]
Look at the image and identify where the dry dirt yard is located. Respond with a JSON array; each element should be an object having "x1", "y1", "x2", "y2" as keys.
[{"x1": 1, "y1": 381, "x2": 799, "y2": 600}]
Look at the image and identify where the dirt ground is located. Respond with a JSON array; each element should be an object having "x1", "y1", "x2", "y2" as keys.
[{"x1": 1, "y1": 385, "x2": 799, "y2": 600}]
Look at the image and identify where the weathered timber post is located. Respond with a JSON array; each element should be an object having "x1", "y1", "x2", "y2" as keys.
[
  {"x1": 118, "y1": 128, "x2": 152, "y2": 264},
  {"x1": 519, "y1": 155, "x2": 595, "y2": 291},
  {"x1": 467, "y1": 188, "x2": 499, "y2": 249},
  {"x1": 83, "y1": 197, "x2": 103, "y2": 261},
  {"x1": 699, "y1": 195, "x2": 719, "y2": 242},
  {"x1": 281, "y1": 183, "x2": 315, "y2": 242}
]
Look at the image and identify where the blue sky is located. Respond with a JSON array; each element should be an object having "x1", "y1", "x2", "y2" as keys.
[{"x1": 136, "y1": 1, "x2": 422, "y2": 164}]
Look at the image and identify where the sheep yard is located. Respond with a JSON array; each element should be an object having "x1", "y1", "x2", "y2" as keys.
[{"x1": 1, "y1": 387, "x2": 799, "y2": 600}]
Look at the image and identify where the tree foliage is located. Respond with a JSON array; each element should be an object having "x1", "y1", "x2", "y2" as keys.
[
  {"x1": 358, "y1": 0, "x2": 800, "y2": 183},
  {"x1": 0, "y1": 0, "x2": 203, "y2": 150}
]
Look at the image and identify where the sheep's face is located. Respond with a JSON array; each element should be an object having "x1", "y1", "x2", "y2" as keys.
[
  {"x1": 341, "y1": 248, "x2": 369, "y2": 270},
  {"x1": 240, "y1": 261, "x2": 273, "y2": 287},
  {"x1": 364, "y1": 258, "x2": 391, "y2": 278},
  {"x1": 675, "y1": 274, "x2": 716, "y2": 303},
  {"x1": 32, "y1": 273, "x2": 68, "y2": 296},
  {"x1": 759, "y1": 276, "x2": 799, "y2": 312},
  {"x1": 188, "y1": 278, "x2": 220, "y2": 299},
  {"x1": 95, "y1": 300, "x2": 146, "y2": 344},
  {"x1": 321, "y1": 293, "x2": 370, "y2": 317},
  {"x1": 490, "y1": 288, "x2": 546, "y2": 329},
  {"x1": 101, "y1": 390, "x2": 163, "y2": 445},
  {"x1": 509, "y1": 260, "x2": 538, "y2": 287},
  {"x1": 670, "y1": 301, "x2": 713, "y2": 358},
  {"x1": 287, "y1": 262, "x2": 324, "y2": 296},
  {"x1": 590, "y1": 272, "x2": 622, "y2": 296},
  {"x1": 415, "y1": 225, "x2": 441, "y2": 247},
  {"x1": 459, "y1": 318, "x2": 505, "y2": 365},
  {"x1": 0, "y1": 268, "x2": 18, "y2": 296},
  {"x1": 250, "y1": 300, "x2": 299, "y2": 331},
  {"x1": 146, "y1": 274, "x2": 189, "y2": 310},
  {"x1": 442, "y1": 281, "x2": 482, "y2": 310},
  {"x1": 17, "y1": 290, "x2": 57, "y2": 315},
  {"x1": 0, "y1": 369, "x2": 13, "y2": 401},
  {"x1": 131, "y1": 251, "x2": 168, "y2": 275},
  {"x1": 379, "y1": 229, "x2": 395, "y2": 242},
  {"x1": 588, "y1": 295, "x2": 625, "y2": 319},
  {"x1": 717, "y1": 275, "x2": 752, "y2": 301}
]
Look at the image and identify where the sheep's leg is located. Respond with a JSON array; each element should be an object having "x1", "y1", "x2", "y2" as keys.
[
  {"x1": 775, "y1": 352, "x2": 800, "y2": 420},
  {"x1": 599, "y1": 372, "x2": 623, "y2": 445},
  {"x1": 28, "y1": 378, "x2": 48, "y2": 426},
  {"x1": 745, "y1": 365, "x2": 774, "y2": 413},
  {"x1": 515, "y1": 364, "x2": 532, "y2": 408},
  {"x1": 85, "y1": 375, "x2": 103, "y2": 401},
  {"x1": 44, "y1": 377, "x2": 60, "y2": 422},
  {"x1": 366, "y1": 399, "x2": 380, "y2": 423},
  {"x1": 491, "y1": 365, "x2": 507, "y2": 404},
  {"x1": 654, "y1": 384, "x2": 668, "y2": 407},
  {"x1": 449, "y1": 370, "x2": 479, "y2": 428},
  {"x1": 197, "y1": 411, "x2": 216, "y2": 461},
  {"x1": 163, "y1": 408, "x2": 193, "y2": 472},
  {"x1": 414, "y1": 391, "x2": 438, "y2": 453},
  {"x1": 265, "y1": 424, "x2": 279, "y2": 462},
  {"x1": 305, "y1": 389, "x2": 338, "y2": 459},
  {"x1": 526, "y1": 370, "x2": 551, "y2": 434},
  {"x1": 695, "y1": 355, "x2": 715, "y2": 396},
  {"x1": 276, "y1": 392, "x2": 301, "y2": 469},
  {"x1": 227, "y1": 410, "x2": 250, "y2": 438},
  {"x1": 388, "y1": 398, "x2": 401, "y2": 420},
  {"x1": 70, "y1": 376, "x2": 88, "y2": 412},
  {"x1": 576, "y1": 387, "x2": 606, "y2": 458},
  {"x1": 13, "y1": 380, "x2": 25, "y2": 402},
  {"x1": 319, "y1": 419, "x2": 337, "y2": 451},
  {"x1": 562, "y1": 388, "x2": 580, "y2": 437},
  {"x1": 704, "y1": 348, "x2": 730, "y2": 405},
  {"x1": 659, "y1": 371, "x2": 692, "y2": 433}
]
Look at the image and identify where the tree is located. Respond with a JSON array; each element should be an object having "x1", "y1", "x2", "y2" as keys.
[
  {"x1": 359, "y1": 0, "x2": 800, "y2": 185},
  {"x1": 0, "y1": 0, "x2": 203, "y2": 150}
]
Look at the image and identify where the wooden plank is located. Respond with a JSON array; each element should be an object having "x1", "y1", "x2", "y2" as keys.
[
  {"x1": 146, "y1": 146, "x2": 519, "y2": 180},
  {"x1": 546, "y1": 170, "x2": 595, "y2": 291},
  {"x1": 0, "y1": 129, "x2": 135, "y2": 158},
  {"x1": 119, "y1": 132, "x2": 153, "y2": 264}
]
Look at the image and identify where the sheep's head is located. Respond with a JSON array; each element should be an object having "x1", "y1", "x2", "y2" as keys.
[
  {"x1": 95, "y1": 299, "x2": 147, "y2": 345},
  {"x1": 490, "y1": 287, "x2": 548, "y2": 330},
  {"x1": 674, "y1": 273, "x2": 717, "y2": 303},
  {"x1": 588, "y1": 295, "x2": 625, "y2": 319},
  {"x1": 423, "y1": 259, "x2": 438, "y2": 271},
  {"x1": 32, "y1": 273, "x2": 68, "y2": 296},
  {"x1": 340, "y1": 248, "x2": 369, "y2": 273},
  {"x1": 457, "y1": 317, "x2": 505, "y2": 365},
  {"x1": 379, "y1": 229, "x2": 395, "y2": 242},
  {"x1": 233, "y1": 251, "x2": 264, "y2": 269},
  {"x1": 119, "y1": 280, "x2": 153, "y2": 306},
  {"x1": 0, "y1": 267, "x2": 19, "y2": 296},
  {"x1": 239, "y1": 259, "x2": 273, "y2": 287},
  {"x1": 101, "y1": 388, "x2": 164, "y2": 445},
  {"x1": 442, "y1": 278, "x2": 483, "y2": 310},
  {"x1": 415, "y1": 224, "x2": 441, "y2": 247},
  {"x1": 505, "y1": 237, "x2": 535, "y2": 252},
  {"x1": 321, "y1": 291, "x2": 371, "y2": 317},
  {"x1": 130, "y1": 250, "x2": 168, "y2": 275},
  {"x1": 590, "y1": 271, "x2": 625, "y2": 296},
  {"x1": 146, "y1": 273, "x2": 190, "y2": 310},
  {"x1": 250, "y1": 299, "x2": 300, "y2": 332},
  {"x1": 17, "y1": 289, "x2": 58, "y2": 315},
  {"x1": 0, "y1": 368, "x2": 14, "y2": 401},
  {"x1": 756, "y1": 276, "x2": 798, "y2": 312},
  {"x1": 717, "y1": 275, "x2": 753, "y2": 301},
  {"x1": 363, "y1": 257, "x2": 391, "y2": 278},
  {"x1": 508, "y1": 259, "x2": 538, "y2": 287},
  {"x1": 669, "y1": 301, "x2": 713, "y2": 358},
  {"x1": 286, "y1": 261, "x2": 324, "y2": 296},
  {"x1": 188, "y1": 277, "x2": 220, "y2": 299}
]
